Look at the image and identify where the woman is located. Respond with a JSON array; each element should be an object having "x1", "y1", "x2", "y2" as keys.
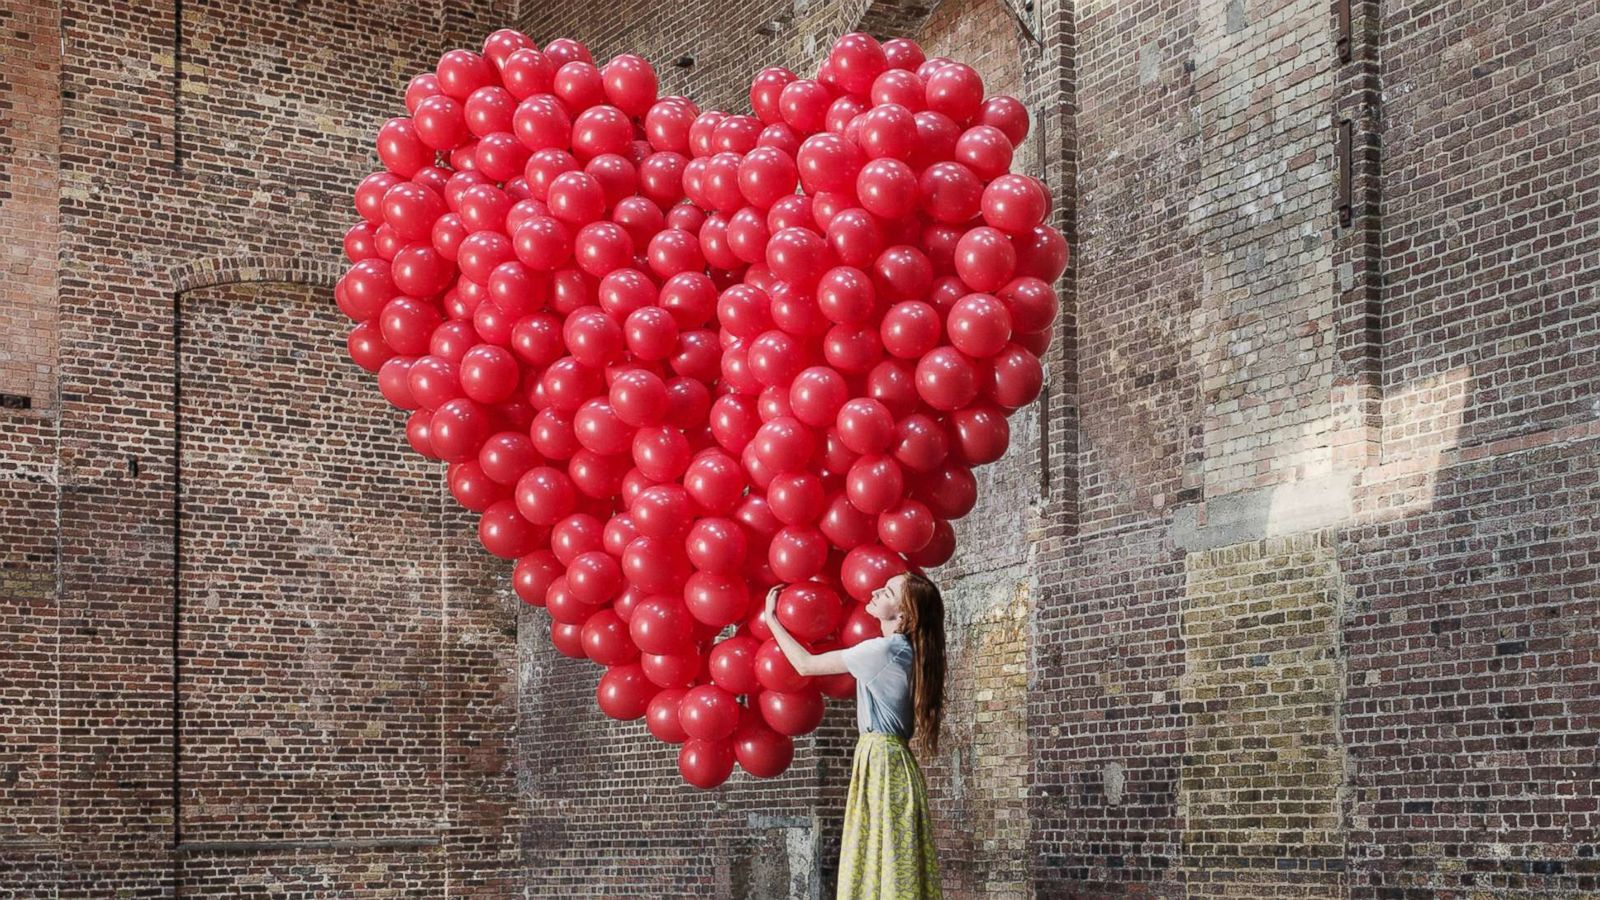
[{"x1": 764, "y1": 571, "x2": 946, "y2": 899}]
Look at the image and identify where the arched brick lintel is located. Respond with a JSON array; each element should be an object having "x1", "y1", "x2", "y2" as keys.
[{"x1": 170, "y1": 255, "x2": 341, "y2": 295}]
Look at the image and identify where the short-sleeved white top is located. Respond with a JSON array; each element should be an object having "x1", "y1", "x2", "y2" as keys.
[{"x1": 842, "y1": 633, "x2": 914, "y2": 737}]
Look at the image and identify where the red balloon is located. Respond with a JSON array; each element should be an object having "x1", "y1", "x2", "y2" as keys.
[
  {"x1": 632, "y1": 425, "x2": 691, "y2": 481},
  {"x1": 1013, "y1": 224, "x2": 1070, "y2": 282},
  {"x1": 827, "y1": 209, "x2": 884, "y2": 268},
  {"x1": 738, "y1": 146, "x2": 799, "y2": 209},
  {"x1": 681, "y1": 515, "x2": 742, "y2": 570},
  {"x1": 568, "y1": 549, "x2": 624, "y2": 605},
  {"x1": 820, "y1": 490, "x2": 876, "y2": 549},
  {"x1": 629, "y1": 595, "x2": 697, "y2": 654},
  {"x1": 597, "y1": 663, "x2": 657, "y2": 720},
  {"x1": 841, "y1": 543, "x2": 908, "y2": 602},
  {"x1": 382, "y1": 181, "x2": 446, "y2": 241},
  {"x1": 759, "y1": 688, "x2": 825, "y2": 736},
  {"x1": 915, "y1": 347, "x2": 980, "y2": 411},
  {"x1": 377, "y1": 356, "x2": 419, "y2": 410},
  {"x1": 685, "y1": 570, "x2": 749, "y2": 626},
  {"x1": 553, "y1": 60, "x2": 607, "y2": 110},
  {"x1": 747, "y1": 330, "x2": 806, "y2": 387},
  {"x1": 776, "y1": 581, "x2": 844, "y2": 642},
  {"x1": 751, "y1": 417, "x2": 816, "y2": 473},
  {"x1": 796, "y1": 133, "x2": 864, "y2": 195},
  {"x1": 981, "y1": 173, "x2": 1048, "y2": 234},
  {"x1": 768, "y1": 472, "x2": 826, "y2": 525},
  {"x1": 679, "y1": 684, "x2": 741, "y2": 741},
  {"x1": 841, "y1": 604, "x2": 882, "y2": 646},
  {"x1": 816, "y1": 266, "x2": 877, "y2": 326},
  {"x1": 750, "y1": 66, "x2": 797, "y2": 124},
  {"x1": 779, "y1": 79, "x2": 831, "y2": 133},
  {"x1": 647, "y1": 688, "x2": 691, "y2": 743},
  {"x1": 685, "y1": 449, "x2": 748, "y2": 514},
  {"x1": 622, "y1": 536, "x2": 691, "y2": 594},
  {"x1": 907, "y1": 518, "x2": 956, "y2": 568},
  {"x1": 710, "y1": 635, "x2": 763, "y2": 695},
  {"x1": 947, "y1": 293, "x2": 1013, "y2": 358},
  {"x1": 919, "y1": 161, "x2": 983, "y2": 224},
  {"x1": 642, "y1": 650, "x2": 702, "y2": 688},
  {"x1": 768, "y1": 525, "x2": 829, "y2": 582},
  {"x1": 948, "y1": 405, "x2": 1011, "y2": 466},
  {"x1": 405, "y1": 73, "x2": 442, "y2": 115},
  {"x1": 551, "y1": 513, "x2": 605, "y2": 565},
  {"x1": 582, "y1": 608, "x2": 639, "y2": 665},
  {"x1": 878, "y1": 499, "x2": 936, "y2": 553},
  {"x1": 893, "y1": 413, "x2": 950, "y2": 473},
  {"x1": 478, "y1": 499, "x2": 542, "y2": 559},
  {"x1": 858, "y1": 103, "x2": 917, "y2": 160},
  {"x1": 923, "y1": 62, "x2": 984, "y2": 123},
  {"x1": 503, "y1": 48, "x2": 555, "y2": 99},
  {"x1": 880, "y1": 301, "x2": 942, "y2": 359},
  {"x1": 997, "y1": 275, "x2": 1060, "y2": 333},
  {"x1": 828, "y1": 32, "x2": 888, "y2": 94},
  {"x1": 378, "y1": 297, "x2": 441, "y2": 357},
  {"x1": 457, "y1": 344, "x2": 519, "y2": 403},
  {"x1": 788, "y1": 366, "x2": 849, "y2": 428},
  {"x1": 990, "y1": 342, "x2": 1044, "y2": 409},
  {"x1": 448, "y1": 460, "x2": 506, "y2": 511},
  {"x1": 822, "y1": 324, "x2": 884, "y2": 375},
  {"x1": 913, "y1": 461, "x2": 978, "y2": 519},
  {"x1": 766, "y1": 227, "x2": 830, "y2": 288},
  {"x1": 678, "y1": 738, "x2": 735, "y2": 789},
  {"x1": 755, "y1": 639, "x2": 812, "y2": 692},
  {"x1": 430, "y1": 397, "x2": 493, "y2": 462},
  {"x1": 631, "y1": 484, "x2": 695, "y2": 539},
  {"x1": 551, "y1": 621, "x2": 587, "y2": 658},
  {"x1": 514, "y1": 549, "x2": 562, "y2": 606},
  {"x1": 376, "y1": 118, "x2": 432, "y2": 177},
  {"x1": 873, "y1": 245, "x2": 933, "y2": 303},
  {"x1": 601, "y1": 54, "x2": 657, "y2": 116},
  {"x1": 908, "y1": 109, "x2": 961, "y2": 171},
  {"x1": 465, "y1": 86, "x2": 517, "y2": 138},
  {"x1": 478, "y1": 430, "x2": 539, "y2": 485},
  {"x1": 977, "y1": 95, "x2": 1029, "y2": 145},
  {"x1": 954, "y1": 226, "x2": 1017, "y2": 293},
  {"x1": 516, "y1": 465, "x2": 577, "y2": 525},
  {"x1": 458, "y1": 232, "x2": 517, "y2": 285},
  {"x1": 346, "y1": 321, "x2": 393, "y2": 373},
  {"x1": 733, "y1": 714, "x2": 794, "y2": 778},
  {"x1": 856, "y1": 158, "x2": 918, "y2": 220},
  {"x1": 569, "y1": 449, "x2": 630, "y2": 499},
  {"x1": 835, "y1": 399, "x2": 894, "y2": 456},
  {"x1": 846, "y1": 455, "x2": 905, "y2": 516}
]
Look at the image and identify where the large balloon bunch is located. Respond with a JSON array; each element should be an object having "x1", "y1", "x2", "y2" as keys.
[{"x1": 336, "y1": 29, "x2": 1065, "y2": 789}]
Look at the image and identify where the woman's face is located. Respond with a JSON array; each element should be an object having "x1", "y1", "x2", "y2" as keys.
[{"x1": 866, "y1": 574, "x2": 907, "y2": 629}]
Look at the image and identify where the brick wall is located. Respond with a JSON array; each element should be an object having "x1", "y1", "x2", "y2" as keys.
[
  {"x1": 2, "y1": 0, "x2": 1598, "y2": 897},
  {"x1": 1, "y1": 0, "x2": 521, "y2": 894},
  {"x1": 0, "y1": 0, "x2": 59, "y2": 410}
]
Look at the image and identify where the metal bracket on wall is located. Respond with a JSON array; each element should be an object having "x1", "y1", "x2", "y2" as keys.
[
  {"x1": 1335, "y1": 117, "x2": 1353, "y2": 227},
  {"x1": 1335, "y1": 0, "x2": 1352, "y2": 63}
]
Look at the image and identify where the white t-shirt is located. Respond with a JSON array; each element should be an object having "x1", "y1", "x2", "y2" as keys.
[{"x1": 842, "y1": 633, "x2": 914, "y2": 738}]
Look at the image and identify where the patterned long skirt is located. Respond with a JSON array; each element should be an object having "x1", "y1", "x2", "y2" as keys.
[{"x1": 837, "y1": 732, "x2": 942, "y2": 899}]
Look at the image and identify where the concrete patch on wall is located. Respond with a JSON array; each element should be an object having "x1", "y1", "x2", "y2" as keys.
[
  {"x1": 921, "y1": 563, "x2": 1031, "y2": 898},
  {"x1": 1179, "y1": 530, "x2": 1346, "y2": 898}
]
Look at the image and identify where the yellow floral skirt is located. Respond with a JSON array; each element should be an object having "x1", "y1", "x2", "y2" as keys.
[{"x1": 837, "y1": 732, "x2": 942, "y2": 899}]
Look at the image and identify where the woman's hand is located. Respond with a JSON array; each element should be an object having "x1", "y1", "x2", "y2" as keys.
[{"x1": 763, "y1": 584, "x2": 782, "y2": 621}]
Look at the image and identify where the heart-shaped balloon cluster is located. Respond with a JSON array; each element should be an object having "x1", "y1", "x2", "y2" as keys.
[{"x1": 335, "y1": 28, "x2": 1065, "y2": 788}]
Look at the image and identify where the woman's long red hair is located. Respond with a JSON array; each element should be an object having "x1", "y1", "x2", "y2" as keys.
[{"x1": 900, "y1": 571, "x2": 946, "y2": 754}]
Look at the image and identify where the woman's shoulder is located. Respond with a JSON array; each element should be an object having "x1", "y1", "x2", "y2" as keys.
[{"x1": 887, "y1": 632, "x2": 912, "y2": 660}]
